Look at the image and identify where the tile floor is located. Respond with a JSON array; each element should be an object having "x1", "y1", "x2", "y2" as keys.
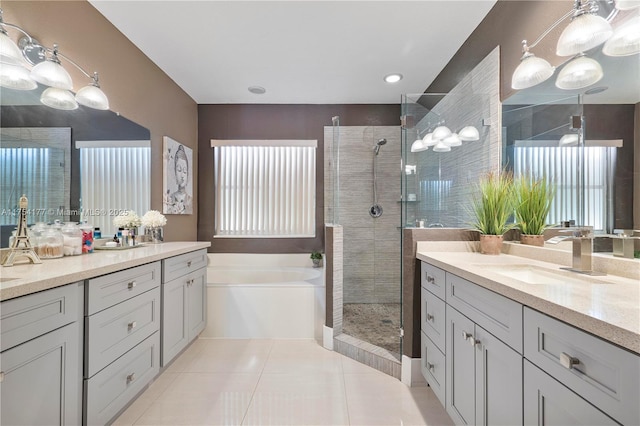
[{"x1": 113, "y1": 339, "x2": 453, "y2": 426}]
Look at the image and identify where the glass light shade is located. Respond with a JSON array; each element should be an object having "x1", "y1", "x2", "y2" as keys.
[
  {"x1": 511, "y1": 53, "x2": 555, "y2": 89},
  {"x1": 410, "y1": 138, "x2": 428, "y2": 153},
  {"x1": 30, "y1": 59, "x2": 73, "y2": 90},
  {"x1": 76, "y1": 84, "x2": 109, "y2": 110},
  {"x1": 432, "y1": 126, "x2": 452, "y2": 140},
  {"x1": 432, "y1": 141, "x2": 451, "y2": 152},
  {"x1": 559, "y1": 133, "x2": 579, "y2": 146},
  {"x1": 615, "y1": 0, "x2": 640, "y2": 10},
  {"x1": 423, "y1": 133, "x2": 438, "y2": 147},
  {"x1": 0, "y1": 62, "x2": 37, "y2": 90},
  {"x1": 556, "y1": 13, "x2": 613, "y2": 56},
  {"x1": 40, "y1": 87, "x2": 78, "y2": 110},
  {"x1": 0, "y1": 31, "x2": 25, "y2": 64},
  {"x1": 443, "y1": 133, "x2": 462, "y2": 147},
  {"x1": 603, "y1": 16, "x2": 640, "y2": 56},
  {"x1": 458, "y1": 126, "x2": 480, "y2": 141},
  {"x1": 555, "y1": 55, "x2": 603, "y2": 90}
]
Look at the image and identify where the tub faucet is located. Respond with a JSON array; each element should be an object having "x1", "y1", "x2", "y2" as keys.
[{"x1": 561, "y1": 228, "x2": 605, "y2": 276}]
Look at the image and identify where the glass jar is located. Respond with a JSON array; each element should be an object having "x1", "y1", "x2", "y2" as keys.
[
  {"x1": 61, "y1": 222, "x2": 83, "y2": 256},
  {"x1": 36, "y1": 227, "x2": 64, "y2": 259},
  {"x1": 79, "y1": 222, "x2": 94, "y2": 254}
]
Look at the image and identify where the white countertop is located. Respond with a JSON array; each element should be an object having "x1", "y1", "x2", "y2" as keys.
[
  {"x1": 417, "y1": 250, "x2": 640, "y2": 355},
  {"x1": 0, "y1": 242, "x2": 211, "y2": 301}
]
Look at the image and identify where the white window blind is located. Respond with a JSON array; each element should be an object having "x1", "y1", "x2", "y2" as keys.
[
  {"x1": 79, "y1": 145, "x2": 150, "y2": 236},
  {"x1": 213, "y1": 142, "x2": 316, "y2": 238},
  {"x1": 513, "y1": 146, "x2": 615, "y2": 232}
]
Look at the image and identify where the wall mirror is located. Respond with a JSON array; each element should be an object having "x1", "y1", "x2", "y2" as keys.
[
  {"x1": 0, "y1": 84, "x2": 151, "y2": 246},
  {"x1": 502, "y1": 2, "x2": 639, "y2": 237}
]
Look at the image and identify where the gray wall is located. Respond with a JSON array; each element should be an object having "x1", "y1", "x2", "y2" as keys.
[{"x1": 324, "y1": 126, "x2": 401, "y2": 304}]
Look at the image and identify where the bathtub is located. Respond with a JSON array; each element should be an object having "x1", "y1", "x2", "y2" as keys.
[{"x1": 202, "y1": 254, "x2": 325, "y2": 339}]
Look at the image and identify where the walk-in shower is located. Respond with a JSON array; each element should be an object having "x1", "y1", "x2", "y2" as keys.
[{"x1": 370, "y1": 138, "x2": 387, "y2": 218}]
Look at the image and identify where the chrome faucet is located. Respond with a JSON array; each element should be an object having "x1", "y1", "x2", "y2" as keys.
[{"x1": 561, "y1": 227, "x2": 605, "y2": 276}]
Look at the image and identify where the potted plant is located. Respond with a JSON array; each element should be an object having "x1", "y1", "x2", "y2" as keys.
[
  {"x1": 470, "y1": 171, "x2": 515, "y2": 255},
  {"x1": 310, "y1": 250, "x2": 323, "y2": 268},
  {"x1": 514, "y1": 175, "x2": 555, "y2": 247}
]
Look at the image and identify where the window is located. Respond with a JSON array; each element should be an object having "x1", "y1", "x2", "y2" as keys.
[
  {"x1": 513, "y1": 145, "x2": 616, "y2": 232},
  {"x1": 78, "y1": 141, "x2": 150, "y2": 235},
  {"x1": 212, "y1": 140, "x2": 316, "y2": 237}
]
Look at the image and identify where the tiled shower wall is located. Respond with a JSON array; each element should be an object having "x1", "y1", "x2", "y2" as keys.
[{"x1": 324, "y1": 126, "x2": 401, "y2": 304}]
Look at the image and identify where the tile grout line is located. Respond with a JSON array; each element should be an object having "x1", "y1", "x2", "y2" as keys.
[{"x1": 240, "y1": 339, "x2": 274, "y2": 426}]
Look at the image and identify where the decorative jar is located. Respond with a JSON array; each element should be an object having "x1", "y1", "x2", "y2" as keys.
[
  {"x1": 61, "y1": 222, "x2": 83, "y2": 256},
  {"x1": 144, "y1": 227, "x2": 164, "y2": 244}
]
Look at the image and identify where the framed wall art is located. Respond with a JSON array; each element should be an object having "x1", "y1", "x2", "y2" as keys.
[{"x1": 163, "y1": 136, "x2": 193, "y2": 215}]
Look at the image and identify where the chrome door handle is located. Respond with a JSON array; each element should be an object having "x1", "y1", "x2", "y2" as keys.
[
  {"x1": 128, "y1": 281, "x2": 137, "y2": 290},
  {"x1": 426, "y1": 313, "x2": 434, "y2": 322},
  {"x1": 426, "y1": 362, "x2": 435, "y2": 372},
  {"x1": 126, "y1": 373, "x2": 136, "y2": 384},
  {"x1": 462, "y1": 331, "x2": 475, "y2": 346},
  {"x1": 560, "y1": 352, "x2": 580, "y2": 369},
  {"x1": 128, "y1": 321, "x2": 137, "y2": 330}
]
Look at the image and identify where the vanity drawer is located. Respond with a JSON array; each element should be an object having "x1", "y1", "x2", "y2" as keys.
[
  {"x1": 85, "y1": 287, "x2": 160, "y2": 377},
  {"x1": 1, "y1": 283, "x2": 81, "y2": 352},
  {"x1": 84, "y1": 331, "x2": 160, "y2": 426},
  {"x1": 421, "y1": 286, "x2": 445, "y2": 352},
  {"x1": 524, "y1": 307, "x2": 640, "y2": 426},
  {"x1": 421, "y1": 330, "x2": 445, "y2": 407},
  {"x1": 421, "y1": 262, "x2": 446, "y2": 300},
  {"x1": 86, "y1": 262, "x2": 160, "y2": 315},
  {"x1": 163, "y1": 249, "x2": 207, "y2": 282},
  {"x1": 446, "y1": 273, "x2": 523, "y2": 353}
]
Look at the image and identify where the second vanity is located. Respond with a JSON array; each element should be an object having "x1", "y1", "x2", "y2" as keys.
[
  {"x1": 0, "y1": 241, "x2": 210, "y2": 426},
  {"x1": 417, "y1": 243, "x2": 640, "y2": 426}
]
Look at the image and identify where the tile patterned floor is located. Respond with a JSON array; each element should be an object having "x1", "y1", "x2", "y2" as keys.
[{"x1": 113, "y1": 339, "x2": 454, "y2": 426}]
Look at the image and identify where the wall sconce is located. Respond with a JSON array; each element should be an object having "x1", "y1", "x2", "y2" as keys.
[
  {"x1": 0, "y1": 9, "x2": 109, "y2": 110},
  {"x1": 511, "y1": 0, "x2": 640, "y2": 91}
]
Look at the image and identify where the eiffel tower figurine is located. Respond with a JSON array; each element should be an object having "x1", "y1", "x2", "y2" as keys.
[{"x1": 1, "y1": 195, "x2": 42, "y2": 266}]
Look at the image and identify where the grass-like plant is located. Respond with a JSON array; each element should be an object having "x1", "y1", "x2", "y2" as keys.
[
  {"x1": 310, "y1": 250, "x2": 323, "y2": 260},
  {"x1": 470, "y1": 171, "x2": 516, "y2": 235},
  {"x1": 514, "y1": 175, "x2": 555, "y2": 235}
]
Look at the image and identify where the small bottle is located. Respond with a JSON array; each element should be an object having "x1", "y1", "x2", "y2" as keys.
[
  {"x1": 117, "y1": 227, "x2": 124, "y2": 238},
  {"x1": 93, "y1": 227, "x2": 102, "y2": 239}
]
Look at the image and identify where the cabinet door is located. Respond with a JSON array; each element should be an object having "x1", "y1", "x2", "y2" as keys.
[
  {"x1": 446, "y1": 305, "x2": 476, "y2": 426},
  {"x1": 162, "y1": 277, "x2": 188, "y2": 366},
  {"x1": 524, "y1": 360, "x2": 618, "y2": 426},
  {"x1": 474, "y1": 325, "x2": 523, "y2": 426},
  {"x1": 187, "y1": 268, "x2": 207, "y2": 340},
  {"x1": 1, "y1": 322, "x2": 81, "y2": 426}
]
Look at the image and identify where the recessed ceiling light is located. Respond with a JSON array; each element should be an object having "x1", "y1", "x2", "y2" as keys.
[
  {"x1": 584, "y1": 86, "x2": 608, "y2": 95},
  {"x1": 384, "y1": 74, "x2": 403, "y2": 84},
  {"x1": 248, "y1": 86, "x2": 266, "y2": 94}
]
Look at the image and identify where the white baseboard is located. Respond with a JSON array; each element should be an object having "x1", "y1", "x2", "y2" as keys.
[
  {"x1": 401, "y1": 355, "x2": 426, "y2": 387},
  {"x1": 323, "y1": 325, "x2": 334, "y2": 351}
]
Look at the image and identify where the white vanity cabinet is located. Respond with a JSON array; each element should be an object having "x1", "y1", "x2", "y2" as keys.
[
  {"x1": 0, "y1": 283, "x2": 83, "y2": 426},
  {"x1": 445, "y1": 275, "x2": 523, "y2": 426},
  {"x1": 83, "y1": 262, "x2": 161, "y2": 426},
  {"x1": 161, "y1": 249, "x2": 207, "y2": 366}
]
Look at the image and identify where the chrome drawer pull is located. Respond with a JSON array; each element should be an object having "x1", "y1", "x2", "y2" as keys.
[
  {"x1": 462, "y1": 331, "x2": 476, "y2": 346},
  {"x1": 126, "y1": 373, "x2": 136, "y2": 384},
  {"x1": 560, "y1": 352, "x2": 580, "y2": 369},
  {"x1": 426, "y1": 313, "x2": 434, "y2": 322},
  {"x1": 426, "y1": 275, "x2": 435, "y2": 284},
  {"x1": 426, "y1": 362, "x2": 435, "y2": 372},
  {"x1": 127, "y1": 281, "x2": 137, "y2": 290},
  {"x1": 128, "y1": 321, "x2": 137, "y2": 330},
  {"x1": 187, "y1": 261, "x2": 192, "y2": 267},
  {"x1": 0, "y1": 371, "x2": 4, "y2": 383}
]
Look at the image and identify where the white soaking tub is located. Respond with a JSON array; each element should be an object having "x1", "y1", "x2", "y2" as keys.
[{"x1": 202, "y1": 254, "x2": 325, "y2": 339}]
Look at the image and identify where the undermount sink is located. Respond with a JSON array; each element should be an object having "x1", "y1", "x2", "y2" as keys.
[{"x1": 475, "y1": 264, "x2": 614, "y2": 285}]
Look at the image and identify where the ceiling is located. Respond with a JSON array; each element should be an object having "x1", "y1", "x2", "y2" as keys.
[{"x1": 88, "y1": 1, "x2": 497, "y2": 105}]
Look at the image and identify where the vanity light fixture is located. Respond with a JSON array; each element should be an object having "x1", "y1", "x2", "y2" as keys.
[
  {"x1": 423, "y1": 132, "x2": 438, "y2": 147},
  {"x1": 458, "y1": 125, "x2": 480, "y2": 141},
  {"x1": 384, "y1": 73, "x2": 403, "y2": 83},
  {"x1": 0, "y1": 9, "x2": 109, "y2": 110},
  {"x1": 443, "y1": 133, "x2": 462, "y2": 147},
  {"x1": 432, "y1": 141, "x2": 452, "y2": 152},
  {"x1": 432, "y1": 125, "x2": 452, "y2": 140},
  {"x1": 511, "y1": 0, "x2": 638, "y2": 91},
  {"x1": 410, "y1": 129, "x2": 429, "y2": 152},
  {"x1": 559, "y1": 133, "x2": 580, "y2": 146}
]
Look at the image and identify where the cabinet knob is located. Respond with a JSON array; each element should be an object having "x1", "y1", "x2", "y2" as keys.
[
  {"x1": 462, "y1": 331, "x2": 473, "y2": 341},
  {"x1": 426, "y1": 362, "x2": 435, "y2": 372},
  {"x1": 187, "y1": 261, "x2": 192, "y2": 267},
  {"x1": 560, "y1": 352, "x2": 580, "y2": 369},
  {"x1": 126, "y1": 373, "x2": 136, "y2": 384},
  {"x1": 128, "y1": 281, "x2": 137, "y2": 290},
  {"x1": 426, "y1": 313, "x2": 434, "y2": 322},
  {"x1": 426, "y1": 275, "x2": 435, "y2": 284},
  {"x1": 128, "y1": 321, "x2": 137, "y2": 330},
  {"x1": 0, "y1": 371, "x2": 4, "y2": 383}
]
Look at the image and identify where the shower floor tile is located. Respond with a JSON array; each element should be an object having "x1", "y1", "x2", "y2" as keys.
[
  {"x1": 113, "y1": 338, "x2": 453, "y2": 426},
  {"x1": 342, "y1": 303, "x2": 401, "y2": 356}
]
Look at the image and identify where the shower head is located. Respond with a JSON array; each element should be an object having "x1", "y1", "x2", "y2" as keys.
[{"x1": 374, "y1": 138, "x2": 387, "y2": 155}]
